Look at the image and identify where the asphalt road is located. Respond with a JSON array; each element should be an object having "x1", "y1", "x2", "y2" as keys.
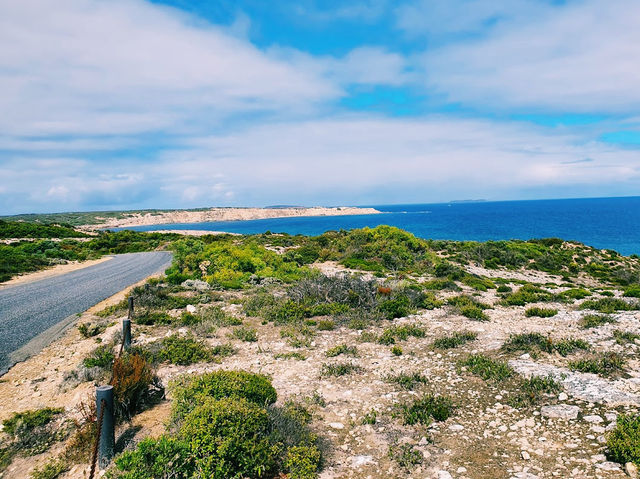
[{"x1": 0, "y1": 251, "x2": 173, "y2": 375}]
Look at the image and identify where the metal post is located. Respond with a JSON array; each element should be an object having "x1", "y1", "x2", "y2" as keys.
[
  {"x1": 127, "y1": 296, "x2": 134, "y2": 319},
  {"x1": 96, "y1": 385, "x2": 115, "y2": 469},
  {"x1": 122, "y1": 319, "x2": 131, "y2": 351}
]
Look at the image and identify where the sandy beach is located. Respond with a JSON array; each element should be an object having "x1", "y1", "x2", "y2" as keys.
[{"x1": 82, "y1": 206, "x2": 381, "y2": 230}]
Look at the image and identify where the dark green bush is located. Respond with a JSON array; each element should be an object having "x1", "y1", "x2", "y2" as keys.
[
  {"x1": 580, "y1": 297, "x2": 639, "y2": 313},
  {"x1": 114, "y1": 436, "x2": 195, "y2": 479},
  {"x1": 170, "y1": 370, "x2": 277, "y2": 424},
  {"x1": 83, "y1": 345, "x2": 115, "y2": 369},
  {"x1": 394, "y1": 394, "x2": 454, "y2": 426},
  {"x1": 568, "y1": 352, "x2": 626, "y2": 377},
  {"x1": 156, "y1": 334, "x2": 214, "y2": 365},
  {"x1": 459, "y1": 354, "x2": 513, "y2": 381},
  {"x1": 320, "y1": 362, "x2": 363, "y2": 377},
  {"x1": 378, "y1": 295, "x2": 414, "y2": 319},
  {"x1": 500, "y1": 284, "x2": 553, "y2": 306},
  {"x1": 432, "y1": 331, "x2": 478, "y2": 349},
  {"x1": 135, "y1": 311, "x2": 172, "y2": 326},
  {"x1": 580, "y1": 314, "x2": 616, "y2": 329},
  {"x1": 384, "y1": 372, "x2": 428, "y2": 390},
  {"x1": 179, "y1": 397, "x2": 277, "y2": 479},
  {"x1": 606, "y1": 414, "x2": 640, "y2": 467},
  {"x1": 525, "y1": 306, "x2": 558, "y2": 317}
]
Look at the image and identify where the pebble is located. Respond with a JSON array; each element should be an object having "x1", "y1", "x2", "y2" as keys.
[
  {"x1": 558, "y1": 393, "x2": 568, "y2": 401},
  {"x1": 449, "y1": 424, "x2": 464, "y2": 431},
  {"x1": 437, "y1": 471, "x2": 452, "y2": 479},
  {"x1": 625, "y1": 462, "x2": 639, "y2": 478},
  {"x1": 583, "y1": 415, "x2": 603, "y2": 423},
  {"x1": 521, "y1": 451, "x2": 531, "y2": 460},
  {"x1": 329, "y1": 422, "x2": 344, "y2": 430},
  {"x1": 541, "y1": 405, "x2": 580, "y2": 419}
]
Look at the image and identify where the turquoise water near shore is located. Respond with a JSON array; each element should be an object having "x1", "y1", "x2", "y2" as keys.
[{"x1": 124, "y1": 196, "x2": 640, "y2": 256}]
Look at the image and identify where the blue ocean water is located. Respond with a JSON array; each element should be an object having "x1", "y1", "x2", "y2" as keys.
[{"x1": 125, "y1": 197, "x2": 640, "y2": 256}]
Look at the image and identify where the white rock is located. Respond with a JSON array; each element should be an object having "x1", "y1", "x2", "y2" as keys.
[
  {"x1": 349, "y1": 455, "x2": 375, "y2": 468},
  {"x1": 541, "y1": 405, "x2": 580, "y2": 420},
  {"x1": 329, "y1": 422, "x2": 344, "y2": 430},
  {"x1": 521, "y1": 450, "x2": 531, "y2": 460},
  {"x1": 596, "y1": 462, "x2": 621, "y2": 471},
  {"x1": 449, "y1": 424, "x2": 464, "y2": 431},
  {"x1": 457, "y1": 467, "x2": 468, "y2": 473},
  {"x1": 437, "y1": 471, "x2": 452, "y2": 479},
  {"x1": 625, "y1": 462, "x2": 639, "y2": 478},
  {"x1": 186, "y1": 304, "x2": 197, "y2": 314},
  {"x1": 558, "y1": 393, "x2": 568, "y2": 401},
  {"x1": 584, "y1": 415, "x2": 604, "y2": 423}
]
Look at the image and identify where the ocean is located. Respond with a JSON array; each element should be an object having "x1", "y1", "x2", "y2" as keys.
[{"x1": 125, "y1": 196, "x2": 640, "y2": 256}]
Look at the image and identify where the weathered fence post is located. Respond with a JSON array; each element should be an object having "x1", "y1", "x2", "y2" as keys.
[
  {"x1": 96, "y1": 385, "x2": 115, "y2": 469},
  {"x1": 127, "y1": 296, "x2": 134, "y2": 319},
  {"x1": 122, "y1": 318, "x2": 131, "y2": 351}
]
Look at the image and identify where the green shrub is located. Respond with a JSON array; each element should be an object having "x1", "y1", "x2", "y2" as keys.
[
  {"x1": 422, "y1": 279, "x2": 459, "y2": 291},
  {"x1": 361, "y1": 410, "x2": 377, "y2": 425},
  {"x1": 114, "y1": 436, "x2": 194, "y2": 479},
  {"x1": 135, "y1": 311, "x2": 172, "y2": 326},
  {"x1": 320, "y1": 362, "x2": 363, "y2": 377},
  {"x1": 110, "y1": 353, "x2": 157, "y2": 421},
  {"x1": 231, "y1": 326, "x2": 258, "y2": 342},
  {"x1": 82, "y1": 345, "x2": 115, "y2": 369},
  {"x1": 2, "y1": 408, "x2": 63, "y2": 436},
  {"x1": 285, "y1": 445, "x2": 322, "y2": 479},
  {"x1": 568, "y1": 353, "x2": 626, "y2": 377},
  {"x1": 388, "y1": 443, "x2": 423, "y2": 471},
  {"x1": 558, "y1": 288, "x2": 591, "y2": 300},
  {"x1": 460, "y1": 305, "x2": 489, "y2": 321},
  {"x1": 613, "y1": 330, "x2": 640, "y2": 345},
  {"x1": 274, "y1": 352, "x2": 307, "y2": 361},
  {"x1": 501, "y1": 284, "x2": 553, "y2": 306},
  {"x1": 170, "y1": 370, "x2": 277, "y2": 424},
  {"x1": 325, "y1": 344, "x2": 357, "y2": 358},
  {"x1": 384, "y1": 372, "x2": 428, "y2": 390},
  {"x1": 156, "y1": 334, "x2": 214, "y2": 365},
  {"x1": 377, "y1": 325, "x2": 426, "y2": 345},
  {"x1": 502, "y1": 333, "x2": 588, "y2": 357},
  {"x1": 525, "y1": 307, "x2": 558, "y2": 318},
  {"x1": 606, "y1": 414, "x2": 640, "y2": 466},
  {"x1": 378, "y1": 295, "x2": 414, "y2": 319},
  {"x1": 459, "y1": 354, "x2": 513, "y2": 381},
  {"x1": 462, "y1": 275, "x2": 495, "y2": 291},
  {"x1": 623, "y1": 285, "x2": 640, "y2": 298},
  {"x1": 580, "y1": 314, "x2": 616, "y2": 329},
  {"x1": 496, "y1": 285, "x2": 512, "y2": 293},
  {"x1": 394, "y1": 394, "x2": 454, "y2": 426},
  {"x1": 77, "y1": 322, "x2": 106, "y2": 338},
  {"x1": 580, "y1": 298, "x2": 639, "y2": 313},
  {"x1": 432, "y1": 331, "x2": 478, "y2": 349},
  {"x1": 316, "y1": 320, "x2": 335, "y2": 331},
  {"x1": 391, "y1": 345, "x2": 403, "y2": 356},
  {"x1": 177, "y1": 312, "x2": 200, "y2": 326},
  {"x1": 179, "y1": 397, "x2": 277, "y2": 479},
  {"x1": 29, "y1": 458, "x2": 68, "y2": 479}
]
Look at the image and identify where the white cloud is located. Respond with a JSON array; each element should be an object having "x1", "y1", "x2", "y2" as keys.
[
  {"x1": 0, "y1": 0, "x2": 339, "y2": 138},
  {"x1": 420, "y1": 0, "x2": 640, "y2": 112}
]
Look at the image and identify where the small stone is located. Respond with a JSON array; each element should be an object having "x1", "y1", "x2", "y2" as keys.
[
  {"x1": 349, "y1": 455, "x2": 375, "y2": 468},
  {"x1": 584, "y1": 415, "x2": 603, "y2": 423},
  {"x1": 329, "y1": 422, "x2": 344, "y2": 430},
  {"x1": 521, "y1": 450, "x2": 531, "y2": 460},
  {"x1": 541, "y1": 405, "x2": 580, "y2": 420},
  {"x1": 457, "y1": 467, "x2": 468, "y2": 473},
  {"x1": 437, "y1": 471, "x2": 452, "y2": 479},
  {"x1": 186, "y1": 304, "x2": 197, "y2": 313},
  {"x1": 558, "y1": 393, "x2": 568, "y2": 401},
  {"x1": 626, "y1": 462, "x2": 639, "y2": 478},
  {"x1": 449, "y1": 424, "x2": 464, "y2": 431}
]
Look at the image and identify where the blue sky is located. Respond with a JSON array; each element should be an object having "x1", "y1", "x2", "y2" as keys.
[{"x1": 0, "y1": 0, "x2": 639, "y2": 214}]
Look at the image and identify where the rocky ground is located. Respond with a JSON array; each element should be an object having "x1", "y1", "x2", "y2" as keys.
[{"x1": 0, "y1": 261, "x2": 638, "y2": 479}]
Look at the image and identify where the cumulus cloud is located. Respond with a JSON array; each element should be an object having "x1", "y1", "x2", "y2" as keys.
[{"x1": 419, "y1": 0, "x2": 640, "y2": 112}]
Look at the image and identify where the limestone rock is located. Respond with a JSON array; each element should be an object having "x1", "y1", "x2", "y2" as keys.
[{"x1": 541, "y1": 405, "x2": 580, "y2": 419}]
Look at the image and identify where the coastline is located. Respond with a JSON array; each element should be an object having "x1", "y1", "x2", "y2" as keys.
[{"x1": 81, "y1": 206, "x2": 381, "y2": 230}]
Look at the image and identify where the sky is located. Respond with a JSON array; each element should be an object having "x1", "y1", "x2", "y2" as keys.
[{"x1": 1, "y1": 0, "x2": 639, "y2": 214}]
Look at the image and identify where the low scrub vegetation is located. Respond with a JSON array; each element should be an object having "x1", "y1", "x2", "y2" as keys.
[
  {"x1": 502, "y1": 333, "x2": 589, "y2": 357},
  {"x1": 568, "y1": 352, "x2": 626, "y2": 377},
  {"x1": 432, "y1": 331, "x2": 478, "y2": 349},
  {"x1": 606, "y1": 413, "x2": 640, "y2": 467},
  {"x1": 459, "y1": 354, "x2": 514, "y2": 381},
  {"x1": 580, "y1": 297, "x2": 639, "y2": 313},
  {"x1": 524, "y1": 306, "x2": 558, "y2": 318},
  {"x1": 580, "y1": 314, "x2": 616, "y2": 329},
  {"x1": 393, "y1": 394, "x2": 454, "y2": 426},
  {"x1": 384, "y1": 372, "x2": 428, "y2": 390},
  {"x1": 116, "y1": 371, "x2": 322, "y2": 479},
  {"x1": 320, "y1": 362, "x2": 363, "y2": 377}
]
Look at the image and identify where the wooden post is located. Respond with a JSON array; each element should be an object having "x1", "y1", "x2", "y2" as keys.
[
  {"x1": 122, "y1": 318, "x2": 131, "y2": 351},
  {"x1": 127, "y1": 296, "x2": 134, "y2": 319},
  {"x1": 96, "y1": 385, "x2": 115, "y2": 469}
]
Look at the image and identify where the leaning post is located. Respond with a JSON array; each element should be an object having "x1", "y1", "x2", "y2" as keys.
[
  {"x1": 127, "y1": 296, "x2": 134, "y2": 319},
  {"x1": 96, "y1": 385, "x2": 115, "y2": 469}
]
